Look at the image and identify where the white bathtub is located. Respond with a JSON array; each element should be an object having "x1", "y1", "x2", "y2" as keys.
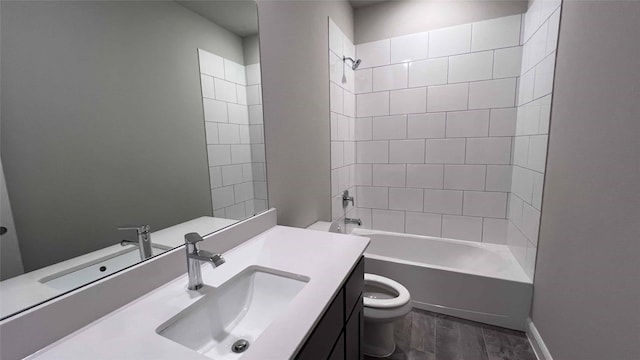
[{"x1": 352, "y1": 228, "x2": 532, "y2": 331}]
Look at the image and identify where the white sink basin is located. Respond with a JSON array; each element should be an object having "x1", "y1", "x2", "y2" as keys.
[
  {"x1": 39, "y1": 245, "x2": 170, "y2": 291},
  {"x1": 157, "y1": 267, "x2": 308, "y2": 359}
]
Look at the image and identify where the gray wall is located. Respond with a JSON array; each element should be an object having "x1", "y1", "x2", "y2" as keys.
[
  {"x1": 531, "y1": 2, "x2": 640, "y2": 359},
  {"x1": 243, "y1": 34, "x2": 261, "y2": 65},
  {"x1": 257, "y1": 0, "x2": 353, "y2": 228},
  {"x1": 354, "y1": 0, "x2": 527, "y2": 44},
  {"x1": 0, "y1": 1, "x2": 245, "y2": 271}
]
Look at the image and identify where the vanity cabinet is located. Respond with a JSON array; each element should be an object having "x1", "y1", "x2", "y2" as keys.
[{"x1": 296, "y1": 256, "x2": 364, "y2": 360}]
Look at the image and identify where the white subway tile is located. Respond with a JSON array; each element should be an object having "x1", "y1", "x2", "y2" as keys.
[
  {"x1": 213, "y1": 209, "x2": 226, "y2": 218},
  {"x1": 391, "y1": 32, "x2": 429, "y2": 63},
  {"x1": 486, "y1": 165, "x2": 513, "y2": 192},
  {"x1": 336, "y1": 114, "x2": 349, "y2": 141},
  {"x1": 234, "y1": 182, "x2": 254, "y2": 202},
  {"x1": 407, "y1": 164, "x2": 444, "y2": 189},
  {"x1": 203, "y1": 99, "x2": 228, "y2": 122},
  {"x1": 228, "y1": 103, "x2": 249, "y2": 125},
  {"x1": 250, "y1": 143, "x2": 265, "y2": 163},
  {"x1": 344, "y1": 91, "x2": 356, "y2": 117},
  {"x1": 207, "y1": 145, "x2": 232, "y2": 166},
  {"x1": 471, "y1": 15, "x2": 521, "y2": 52},
  {"x1": 463, "y1": 191, "x2": 507, "y2": 218},
  {"x1": 442, "y1": 215, "x2": 483, "y2": 241},
  {"x1": 221, "y1": 164, "x2": 243, "y2": 186},
  {"x1": 201, "y1": 75, "x2": 215, "y2": 99},
  {"x1": 372, "y1": 209, "x2": 405, "y2": 232},
  {"x1": 532, "y1": 171, "x2": 544, "y2": 210},
  {"x1": 493, "y1": 46, "x2": 522, "y2": 79},
  {"x1": 254, "y1": 181, "x2": 268, "y2": 200},
  {"x1": 508, "y1": 194, "x2": 524, "y2": 227},
  {"x1": 236, "y1": 85, "x2": 248, "y2": 105},
  {"x1": 427, "y1": 83, "x2": 468, "y2": 112},
  {"x1": 249, "y1": 124, "x2": 264, "y2": 144},
  {"x1": 331, "y1": 142, "x2": 344, "y2": 169},
  {"x1": 198, "y1": 49, "x2": 224, "y2": 78},
  {"x1": 373, "y1": 115, "x2": 407, "y2": 140},
  {"x1": 224, "y1": 59, "x2": 246, "y2": 85},
  {"x1": 507, "y1": 222, "x2": 528, "y2": 269},
  {"x1": 357, "y1": 186, "x2": 389, "y2": 209},
  {"x1": 225, "y1": 203, "x2": 246, "y2": 220},
  {"x1": 389, "y1": 140, "x2": 425, "y2": 163},
  {"x1": 373, "y1": 64, "x2": 409, "y2": 91},
  {"x1": 429, "y1": 24, "x2": 472, "y2": 58},
  {"x1": 211, "y1": 186, "x2": 235, "y2": 209},
  {"x1": 205, "y1": 123, "x2": 219, "y2": 144},
  {"x1": 482, "y1": 218, "x2": 509, "y2": 244},
  {"x1": 425, "y1": 139, "x2": 466, "y2": 164},
  {"x1": 230, "y1": 144, "x2": 251, "y2": 164},
  {"x1": 405, "y1": 212, "x2": 442, "y2": 236},
  {"x1": 512, "y1": 166, "x2": 534, "y2": 203},
  {"x1": 238, "y1": 125, "x2": 250, "y2": 143},
  {"x1": 533, "y1": 53, "x2": 556, "y2": 99},
  {"x1": 424, "y1": 189, "x2": 463, "y2": 215},
  {"x1": 408, "y1": 113, "x2": 446, "y2": 139},
  {"x1": 522, "y1": 203, "x2": 540, "y2": 244},
  {"x1": 489, "y1": 108, "x2": 517, "y2": 136},
  {"x1": 468, "y1": 78, "x2": 517, "y2": 109},
  {"x1": 217, "y1": 123, "x2": 240, "y2": 144},
  {"x1": 538, "y1": 95, "x2": 552, "y2": 134},
  {"x1": 408, "y1": 58, "x2": 448, "y2": 87},
  {"x1": 357, "y1": 92, "x2": 390, "y2": 117},
  {"x1": 444, "y1": 165, "x2": 486, "y2": 190},
  {"x1": 373, "y1": 164, "x2": 405, "y2": 187},
  {"x1": 355, "y1": 164, "x2": 372, "y2": 186},
  {"x1": 248, "y1": 105, "x2": 263, "y2": 125},
  {"x1": 214, "y1": 78, "x2": 238, "y2": 103},
  {"x1": 517, "y1": 103, "x2": 540, "y2": 136},
  {"x1": 389, "y1": 188, "x2": 424, "y2": 211},
  {"x1": 329, "y1": 18, "x2": 344, "y2": 55},
  {"x1": 445, "y1": 110, "x2": 490, "y2": 138},
  {"x1": 357, "y1": 39, "x2": 391, "y2": 68},
  {"x1": 344, "y1": 38, "x2": 356, "y2": 62},
  {"x1": 528, "y1": 135, "x2": 548, "y2": 172},
  {"x1": 466, "y1": 137, "x2": 512, "y2": 164},
  {"x1": 328, "y1": 50, "x2": 343, "y2": 85},
  {"x1": 246, "y1": 85, "x2": 262, "y2": 105},
  {"x1": 390, "y1": 87, "x2": 427, "y2": 115},
  {"x1": 245, "y1": 63, "x2": 261, "y2": 86},
  {"x1": 527, "y1": 21, "x2": 548, "y2": 70},
  {"x1": 355, "y1": 117, "x2": 373, "y2": 140},
  {"x1": 355, "y1": 68, "x2": 373, "y2": 94},
  {"x1": 448, "y1": 51, "x2": 494, "y2": 83},
  {"x1": 357, "y1": 141, "x2": 389, "y2": 163},
  {"x1": 209, "y1": 166, "x2": 223, "y2": 188},
  {"x1": 546, "y1": 10, "x2": 560, "y2": 56},
  {"x1": 330, "y1": 82, "x2": 344, "y2": 113},
  {"x1": 518, "y1": 70, "x2": 535, "y2": 105}
]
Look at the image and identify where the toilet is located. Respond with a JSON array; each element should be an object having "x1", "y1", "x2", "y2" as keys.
[{"x1": 307, "y1": 221, "x2": 412, "y2": 357}]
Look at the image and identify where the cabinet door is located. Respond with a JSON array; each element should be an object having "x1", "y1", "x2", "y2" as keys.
[
  {"x1": 345, "y1": 296, "x2": 363, "y2": 360},
  {"x1": 295, "y1": 289, "x2": 344, "y2": 360},
  {"x1": 328, "y1": 333, "x2": 345, "y2": 360}
]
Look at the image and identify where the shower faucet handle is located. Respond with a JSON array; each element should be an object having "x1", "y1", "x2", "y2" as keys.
[{"x1": 342, "y1": 190, "x2": 355, "y2": 208}]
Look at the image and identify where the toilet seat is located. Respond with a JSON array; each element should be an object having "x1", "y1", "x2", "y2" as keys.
[{"x1": 363, "y1": 273, "x2": 410, "y2": 309}]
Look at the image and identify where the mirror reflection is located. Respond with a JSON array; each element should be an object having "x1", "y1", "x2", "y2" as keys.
[{"x1": 0, "y1": 0, "x2": 265, "y2": 319}]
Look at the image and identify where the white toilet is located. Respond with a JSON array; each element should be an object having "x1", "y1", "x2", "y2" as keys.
[
  {"x1": 362, "y1": 273, "x2": 412, "y2": 357},
  {"x1": 306, "y1": 221, "x2": 412, "y2": 358}
]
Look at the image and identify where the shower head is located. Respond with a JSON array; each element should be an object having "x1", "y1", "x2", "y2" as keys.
[{"x1": 343, "y1": 56, "x2": 362, "y2": 70}]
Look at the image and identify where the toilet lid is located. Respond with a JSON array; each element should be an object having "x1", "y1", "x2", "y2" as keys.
[{"x1": 363, "y1": 273, "x2": 411, "y2": 309}]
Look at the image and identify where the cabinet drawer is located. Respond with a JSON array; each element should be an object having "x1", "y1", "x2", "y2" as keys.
[
  {"x1": 296, "y1": 289, "x2": 344, "y2": 360},
  {"x1": 344, "y1": 257, "x2": 364, "y2": 319}
]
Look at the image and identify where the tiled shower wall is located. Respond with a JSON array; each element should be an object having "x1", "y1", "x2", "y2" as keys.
[
  {"x1": 507, "y1": 0, "x2": 561, "y2": 279},
  {"x1": 198, "y1": 49, "x2": 267, "y2": 220},
  {"x1": 328, "y1": 20, "x2": 358, "y2": 224},
  {"x1": 350, "y1": 15, "x2": 524, "y2": 242}
]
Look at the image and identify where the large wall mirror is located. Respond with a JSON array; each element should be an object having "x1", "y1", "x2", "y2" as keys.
[{"x1": 0, "y1": 0, "x2": 265, "y2": 319}]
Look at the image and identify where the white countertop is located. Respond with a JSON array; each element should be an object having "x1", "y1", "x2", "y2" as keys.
[
  {"x1": 26, "y1": 225, "x2": 369, "y2": 360},
  {"x1": 0, "y1": 216, "x2": 237, "y2": 319}
]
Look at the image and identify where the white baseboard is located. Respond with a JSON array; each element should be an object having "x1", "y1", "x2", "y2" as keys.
[{"x1": 526, "y1": 318, "x2": 554, "y2": 360}]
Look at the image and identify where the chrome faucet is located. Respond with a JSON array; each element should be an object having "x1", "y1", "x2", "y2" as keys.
[
  {"x1": 118, "y1": 224, "x2": 153, "y2": 260},
  {"x1": 345, "y1": 217, "x2": 362, "y2": 226},
  {"x1": 342, "y1": 190, "x2": 355, "y2": 208},
  {"x1": 184, "y1": 232, "x2": 225, "y2": 290}
]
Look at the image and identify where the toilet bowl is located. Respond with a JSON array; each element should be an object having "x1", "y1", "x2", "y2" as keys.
[
  {"x1": 362, "y1": 273, "x2": 412, "y2": 357},
  {"x1": 306, "y1": 221, "x2": 412, "y2": 357}
]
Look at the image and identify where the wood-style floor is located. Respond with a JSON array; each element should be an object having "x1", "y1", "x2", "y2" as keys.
[{"x1": 364, "y1": 309, "x2": 537, "y2": 360}]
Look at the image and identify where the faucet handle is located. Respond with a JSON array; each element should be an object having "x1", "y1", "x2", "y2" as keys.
[
  {"x1": 184, "y1": 232, "x2": 204, "y2": 245},
  {"x1": 118, "y1": 224, "x2": 150, "y2": 234}
]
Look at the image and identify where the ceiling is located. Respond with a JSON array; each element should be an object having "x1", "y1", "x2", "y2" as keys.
[
  {"x1": 176, "y1": 1, "x2": 259, "y2": 37},
  {"x1": 349, "y1": 0, "x2": 389, "y2": 9}
]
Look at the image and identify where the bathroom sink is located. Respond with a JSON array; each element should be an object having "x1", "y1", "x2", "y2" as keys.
[
  {"x1": 157, "y1": 267, "x2": 308, "y2": 359},
  {"x1": 40, "y1": 244, "x2": 170, "y2": 291}
]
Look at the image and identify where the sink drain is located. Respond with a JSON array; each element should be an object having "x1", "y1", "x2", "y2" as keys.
[{"x1": 232, "y1": 339, "x2": 250, "y2": 353}]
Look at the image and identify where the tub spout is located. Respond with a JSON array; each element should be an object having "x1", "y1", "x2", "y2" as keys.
[{"x1": 345, "y1": 217, "x2": 362, "y2": 226}]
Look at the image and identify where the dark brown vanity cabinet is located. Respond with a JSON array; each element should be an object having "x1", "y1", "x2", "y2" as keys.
[{"x1": 296, "y1": 256, "x2": 364, "y2": 360}]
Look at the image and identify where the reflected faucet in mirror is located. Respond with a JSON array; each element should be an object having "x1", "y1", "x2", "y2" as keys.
[
  {"x1": 117, "y1": 225, "x2": 153, "y2": 261},
  {"x1": 184, "y1": 232, "x2": 225, "y2": 290}
]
